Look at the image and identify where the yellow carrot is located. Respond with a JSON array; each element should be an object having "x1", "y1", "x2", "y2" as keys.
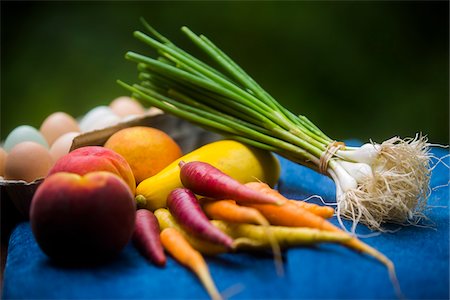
[
  {"x1": 211, "y1": 220, "x2": 351, "y2": 248},
  {"x1": 243, "y1": 199, "x2": 402, "y2": 297},
  {"x1": 160, "y1": 228, "x2": 222, "y2": 300},
  {"x1": 154, "y1": 208, "x2": 226, "y2": 256}
]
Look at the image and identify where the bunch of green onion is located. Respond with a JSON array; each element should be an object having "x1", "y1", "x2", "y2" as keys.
[{"x1": 119, "y1": 18, "x2": 431, "y2": 233}]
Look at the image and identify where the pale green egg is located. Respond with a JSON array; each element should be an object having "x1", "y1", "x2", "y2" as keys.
[{"x1": 4, "y1": 125, "x2": 49, "y2": 152}]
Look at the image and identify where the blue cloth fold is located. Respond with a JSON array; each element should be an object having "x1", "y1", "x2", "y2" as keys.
[{"x1": 3, "y1": 148, "x2": 449, "y2": 299}]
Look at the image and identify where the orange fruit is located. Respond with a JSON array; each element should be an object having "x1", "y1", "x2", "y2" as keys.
[{"x1": 104, "y1": 126, "x2": 182, "y2": 183}]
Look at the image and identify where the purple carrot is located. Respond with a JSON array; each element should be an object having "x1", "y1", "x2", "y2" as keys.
[
  {"x1": 179, "y1": 161, "x2": 283, "y2": 205},
  {"x1": 167, "y1": 188, "x2": 234, "y2": 249},
  {"x1": 132, "y1": 209, "x2": 166, "y2": 266}
]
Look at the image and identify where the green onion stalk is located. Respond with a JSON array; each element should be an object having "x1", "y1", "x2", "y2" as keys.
[{"x1": 119, "y1": 19, "x2": 431, "y2": 233}]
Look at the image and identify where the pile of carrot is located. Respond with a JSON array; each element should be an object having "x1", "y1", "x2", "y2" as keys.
[{"x1": 132, "y1": 160, "x2": 402, "y2": 300}]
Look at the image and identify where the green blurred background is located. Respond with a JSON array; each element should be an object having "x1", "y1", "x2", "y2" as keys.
[{"x1": 2, "y1": 1, "x2": 448, "y2": 144}]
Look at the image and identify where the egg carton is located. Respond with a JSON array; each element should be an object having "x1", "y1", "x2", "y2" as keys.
[{"x1": 0, "y1": 113, "x2": 222, "y2": 232}]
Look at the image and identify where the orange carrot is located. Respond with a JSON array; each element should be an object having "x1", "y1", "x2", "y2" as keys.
[
  {"x1": 200, "y1": 198, "x2": 284, "y2": 276},
  {"x1": 201, "y1": 199, "x2": 269, "y2": 226},
  {"x1": 245, "y1": 200, "x2": 329, "y2": 228},
  {"x1": 289, "y1": 200, "x2": 334, "y2": 219},
  {"x1": 245, "y1": 182, "x2": 335, "y2": 218},
  {"x1": 160, "y1": 227, "x2": 222, "y2": 300}
]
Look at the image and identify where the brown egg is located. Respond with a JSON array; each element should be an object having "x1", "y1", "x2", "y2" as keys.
[
  {"x1": 40, "y1": 112, "x2": 80, "y2": 146},
  {"x1": 110, "y1": 96, "x2": 146, "y2": 117},
  {"x1": 49, "y1": 131, "x2": 80, "y2": 163},
  {"x1": 0, "y1": 147, "x2": 7, "y2": 176},
  {"x1": 4, "y1": 141, "x2": 53, "y2": 182}
]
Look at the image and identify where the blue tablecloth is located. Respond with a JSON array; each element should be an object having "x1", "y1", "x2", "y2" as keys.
[{"x1": 3, "y1": 147, "x2": 449, "y2": 299}]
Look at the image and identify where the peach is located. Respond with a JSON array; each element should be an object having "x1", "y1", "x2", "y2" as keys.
[
  {"x1": 30, "y1": 171, "x2": 136, "y2": 262},
  {"x1": 48, "y1": 146, "x2": 136, "y2": 194}
]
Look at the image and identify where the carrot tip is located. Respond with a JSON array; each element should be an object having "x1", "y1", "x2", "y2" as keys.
[{"x1": 156, "y1": 258, "x2": 167, "y2": 267}]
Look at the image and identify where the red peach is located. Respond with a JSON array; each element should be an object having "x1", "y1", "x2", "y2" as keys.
[
  {"x1": 30, "y1": 171, "x2": 136, "y2": 262},
  {"x1": 48, "y1": 146, "x2": 136, "y2": 194}
]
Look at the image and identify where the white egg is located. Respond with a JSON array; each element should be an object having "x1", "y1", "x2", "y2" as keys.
[
  {"x1": 49, "y1": 131, "x2": 80, "y2": 163},
  {"x1": 4, "y1": 125, "x2": 49, "y2": 152},
  {"x1": 120, "y1": 114, "x2": 141, "y2": 123},
  {"x1": 85, "y1": 114, "x2": 122, "y2": 132},
  {"x1": 79, "y1": 106, "x2": 117, "y2": 132}
]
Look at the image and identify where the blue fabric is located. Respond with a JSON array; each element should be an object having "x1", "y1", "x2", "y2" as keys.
[{"x1": 3, "y1": 147, "x2": 449, "y2": 299}]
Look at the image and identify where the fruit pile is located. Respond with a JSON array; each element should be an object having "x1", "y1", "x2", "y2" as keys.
[{"x1": 26, "y1": 118, "x2": 287, "y2": 299}]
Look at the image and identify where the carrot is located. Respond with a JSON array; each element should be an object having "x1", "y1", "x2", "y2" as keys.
[
  {"x1": 246, "y1": 200, "x2": 383, "y2": 256},
  {"x1": 201, "y1": 199, "x2": 269, "y2": 226},
  {"x1": 132, "y1": 209, "x2": 166, "y2": 266},
  {"x1": 211, "y1": 220, "x2": 351, "y2": 248},
  {"x1": 245, "y1": 182, "x2": 335, "y2": 218},
  {"x1": 167, "y1": 188, "x2": 234, "y2": 249},
  {"x1": 160, "y1": 228, "x2": 222, "y2": 300},
  {"x1": 200, "y1": 198, "x2": 284, "y2": 276},
  {"x1": 154, "y1": 208, "x2": 227, "y2": 256},
  {"x1": 179, "y1": 160, "x2": 283, "y2": 205},
  {"x1": 289, "y1": 199, "x2": 335, "y2": 219},
  {"x1": 244, "y1": 200, "x2": 402, "y2": 297}
]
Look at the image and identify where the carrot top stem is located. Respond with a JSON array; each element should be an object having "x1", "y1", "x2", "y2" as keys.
[{"x1": 135, "y1": 194, "x2": 148, "y2": 209}]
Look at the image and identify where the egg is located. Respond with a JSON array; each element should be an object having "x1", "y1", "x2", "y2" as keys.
[
  {"x1": 86, "y1": 113, "x2": 121, "y2": 132},
  {"x1": 110, "y1": 96, "x2": 146, "y2": 117},
  {"x1": 4, "y1": 141, "x2": 53, "y2": 182},
  {"x1": 0, "y1": 147, "x2": 7, "y2": 176},
  {"x1": 4, "y1": 125, "x2": 49, "y2": 152},
  {"x1": 120, "y1": 114, "x2": 141, "y2": 123},
  {"x1": 40, "y1": 112, "x2": 80, "y2": 146},
  {"x1": 79, "y1": 106, "x2": 118, "y2": 132},
  {"x1": 49, "y1": 131, "x2": 80, "y2": 163}
]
